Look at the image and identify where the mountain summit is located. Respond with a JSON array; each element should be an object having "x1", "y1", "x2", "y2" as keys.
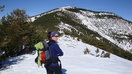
[{"x1": 32, "y1": 6, "x2": 132, "y2": 60}]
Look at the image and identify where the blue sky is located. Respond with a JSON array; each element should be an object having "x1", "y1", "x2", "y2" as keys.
[{"x1": 0, "y1": 0, "x2": 132, "y2": 21}]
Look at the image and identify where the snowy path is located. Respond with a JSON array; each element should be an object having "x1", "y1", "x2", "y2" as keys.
[{"x1": 1, "y1": 35, "x2": 132, "y2": 74}]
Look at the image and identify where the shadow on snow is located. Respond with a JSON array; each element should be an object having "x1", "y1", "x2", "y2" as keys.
[
  {"x1": 0, "y1": 55, "x2": 26, "y2": 71},
  {"x1": 62, "y1": 68, "x2": 67, "y2": 74}
]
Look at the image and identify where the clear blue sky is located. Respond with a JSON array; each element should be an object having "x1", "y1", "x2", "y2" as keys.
[{"x1": 0, "y1": 0, "x2": 132, "y2": 21}]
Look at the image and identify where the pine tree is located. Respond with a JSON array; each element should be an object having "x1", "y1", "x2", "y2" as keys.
[
  {"x1": 0, "y1": 9, "x2": 37, "y2": 62},
  {"x1": 0, "y1": 5, "x2": 5, "y2": 12}
]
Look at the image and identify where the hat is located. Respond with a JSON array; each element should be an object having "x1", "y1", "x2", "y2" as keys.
[{"x1": 50, "y1": 31, "x2": 58, "y2": 37}]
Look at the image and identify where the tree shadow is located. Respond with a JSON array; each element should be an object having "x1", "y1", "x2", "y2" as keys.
[
  {"x1": 62, "y1": 68, "x2": 67, "y2": 74},
  {"x1": 0, "y1": 56, "x2": 26, "y2": 71}
]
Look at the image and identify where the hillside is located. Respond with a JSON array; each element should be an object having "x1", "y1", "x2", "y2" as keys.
[
  {"x1": 32, "y1": 6, "x2": 132, "y2": 60},
  {"x1": 1, "y1": 35, "x2": 132, "y2": 74}
]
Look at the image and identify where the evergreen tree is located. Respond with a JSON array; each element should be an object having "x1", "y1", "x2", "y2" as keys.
[
  {"x1": 0, "y1": 9, "x2": 37, "y2": 62},
  {"x1": 0, "y1": 5, "x2": 5, "y2": 12}
]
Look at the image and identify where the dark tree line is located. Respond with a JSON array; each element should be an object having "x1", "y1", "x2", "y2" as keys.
[{"x1": 0, "y1": 9, "x2": 37, "y2": 62}]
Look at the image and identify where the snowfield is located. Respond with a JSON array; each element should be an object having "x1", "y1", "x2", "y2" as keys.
[{"x1": 0, "y1": 35, "x2": 132, "y2": 74}]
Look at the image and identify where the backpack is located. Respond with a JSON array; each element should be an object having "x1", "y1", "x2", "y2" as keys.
[{"x1": 34, "y1": 41, "x2": 51, "y2": 67}]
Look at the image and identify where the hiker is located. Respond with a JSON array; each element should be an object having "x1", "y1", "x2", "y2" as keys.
[{"x1": 45, "y1": 31, "x2": 63, "y2": 74}]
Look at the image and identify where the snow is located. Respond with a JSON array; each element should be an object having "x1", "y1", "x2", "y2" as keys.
[
  {"x1": 1, "y1": 35, "x2": 132, "y2": 74},
  {"x1": 60, "y1": 6, "x2": 75, "y2": 10},
  {"x1": 57, "y1": 22, "x2": 77, "y2": 32},
  {"x1": 75, "y1": 12, "x2": 116, "y2": 43},
  {"x1": 74, "y1": 10, "x2": 132, "y2": 51},
  {"x1": 30, "y1": 16, "x2": 36, "y2": 22}
]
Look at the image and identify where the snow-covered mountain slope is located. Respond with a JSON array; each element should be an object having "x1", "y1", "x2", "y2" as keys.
[
  {"x1": 31, "y1": 6, "x2": 132, "y2": 52},
  {"x1": 1, "y1": 35, "x2": 132, "y2": 74},
  {"x1": 73, "y1": 10, "x2": 132, "y2": 51}
]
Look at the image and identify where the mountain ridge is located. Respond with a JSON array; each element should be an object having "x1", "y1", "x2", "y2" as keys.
[
  {"x1": 32, "y1": 6, "x2": 132, "y2": 60},
  {"x1": 31, "y1": 6, "x2": 132, "y2": 23}
]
